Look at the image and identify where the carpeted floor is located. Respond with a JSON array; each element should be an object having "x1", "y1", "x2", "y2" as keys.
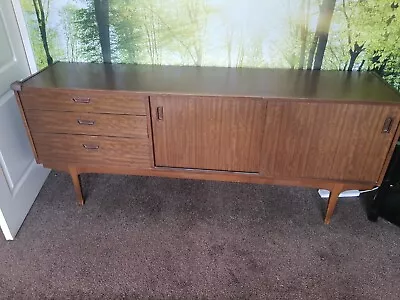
[{"x1": 0, "y1": 171, "x2": 399, "y2": 300}]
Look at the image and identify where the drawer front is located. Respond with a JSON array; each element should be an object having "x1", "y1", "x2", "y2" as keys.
[
  {"x1": 20, "y1": 88, "x2": 147, "y2": 115},
  {"x1": 34, "y1": 133, "x2": 151, "y2": 168},
  {"x1": 26, "y1": 110, "x2": 148, "y2": 138}
]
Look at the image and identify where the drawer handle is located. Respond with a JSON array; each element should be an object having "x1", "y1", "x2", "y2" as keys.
[
  {"x1": 156, "y1": 106, "x2": 164, "y2": 120},
  {"x1": 82, "y1": 144, "x2": 99, "y2": 150},
  {"x1": 72, "y1": 97, "x2": 91, "y2": 104},
  {"x1": 382, "y1": 117, "x2": 393, "y2": 133},
  {"x1": 77, "y1": 119, "x2": 95, "y2": 126}
]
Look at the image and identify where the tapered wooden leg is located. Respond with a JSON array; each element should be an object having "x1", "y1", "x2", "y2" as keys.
[
  {"x1": 324, "y1": 184, "x2": 344, "y2": 224},
  {"x1": 68, "y1": 166, "x2": 84, "y2": 205}
]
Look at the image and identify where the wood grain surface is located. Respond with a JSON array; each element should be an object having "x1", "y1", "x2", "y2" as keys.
[
  {"x1": 20, "y1": 88, "x2": 147, "y2": 115},
  {"x1": 260, "y1": 101, "x2": 400, "y2": 182},
  {"x1": 26, "y1": 110, "x2": 148, "y2": 138},
  {"x1": 14, "y1": 62, "x2": 400, "y2": 223},
  {"x1": 151, "y1": 95, "x2": 266, "y2": 172},
  {"x1": 21, "y1": 62, "x2": 400, "y2": 104},
  {"x1": 43, "y1": 162, "x2": 375, "y2": 193},
  {"x1": 34, "y1": 133, "x2": 151, "y2": 168},
  {"x1": 13, "y1": 91, "x2": 39, "y2": 161}
]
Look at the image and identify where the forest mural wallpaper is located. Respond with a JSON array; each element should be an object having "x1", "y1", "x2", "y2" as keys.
[{"x1": 22, "y1": 0, "x2": 400, "y2": 90}]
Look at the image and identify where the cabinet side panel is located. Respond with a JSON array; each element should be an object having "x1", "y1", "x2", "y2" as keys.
[
  {"x1": 13, "y1": 91, "x2": 39, "y2": 162},
  {"x1": 377, "y1": 117, "x2": 400, "y2": 184}
]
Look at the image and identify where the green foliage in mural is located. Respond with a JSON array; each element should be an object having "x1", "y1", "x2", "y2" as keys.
[
  {"x1": 326, "y1": 0, "x2": 400, "y2": 89},
  {"x1": 110, "y1": 0, "x2": 144, "y2": 63},
  {"x1": 59, "y1": 4, "x2": 79, "y2": 62},
  {"x1": 21, "y1": 0, "x2": 400, "y2": 90},
  {"x1": 73, "y1": 2, "x2": 103, "y2": 62}
]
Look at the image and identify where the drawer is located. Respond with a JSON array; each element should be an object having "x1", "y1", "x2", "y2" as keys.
[
  {"x1": 20, "y1": 88, "x2": 147, "y2": 115},
  {"x1": 26, "y1": 110, "x2": 148, "y2": 138},
  {"x1": 33, "y1": 133, "x2": 151, "y2": 168}
]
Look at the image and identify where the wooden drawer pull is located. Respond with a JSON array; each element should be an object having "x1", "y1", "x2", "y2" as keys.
[
  {"x1": 382, "y1": 117, "x2": 393, "y2": 133},
  {"x1": 157, "y1": 106, "x2": 164, "y2": 120},
  {"x1": 77, "y1": 119, "x2": 95, "y2": 126},
  {"x1": 72, "y1": 97, "x2": 91, "y2": 104},
  {"x1": 82, "y1": 144, "x2": 100, "y2": 150}
]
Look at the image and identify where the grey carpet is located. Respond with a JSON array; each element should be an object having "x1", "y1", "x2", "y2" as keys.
[{"x1": 0, "y1": 171, "x2": 399, "y2": 300}]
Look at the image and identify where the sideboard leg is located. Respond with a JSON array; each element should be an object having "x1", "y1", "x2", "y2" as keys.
[
  {"x1": 324, "y1": 184, "x2": 344, "y2": 224},
  {"x1": 68, "y1": 166, "x2": 84, "y2": 205}
]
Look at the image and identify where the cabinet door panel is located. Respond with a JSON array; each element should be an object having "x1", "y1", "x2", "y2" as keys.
[
  {"x1": 261, "y1": 101, "x2": 400, "y2": 182},
  {"x1": 151, "y1": 96, "x2": 266, "y2": 172}
]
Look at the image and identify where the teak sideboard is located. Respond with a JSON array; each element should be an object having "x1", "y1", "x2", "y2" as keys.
[{"x1": 11, "y1": 62, "x2": 400, "y2": 224}]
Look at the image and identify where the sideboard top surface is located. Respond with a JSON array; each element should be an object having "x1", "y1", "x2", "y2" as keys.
[{"x1": 20, "y1": 62, "x2": 400, "y2": 104}]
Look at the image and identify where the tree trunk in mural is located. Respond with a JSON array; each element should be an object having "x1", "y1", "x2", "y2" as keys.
[
  {"x1": 312, "y1": 0, "x2": 336, "y2": 70},
  {"x1": 342, "y1": 0, "x2": 365, "y2": 71},
  {"x1": 307, "y1": 0, "x2": 336, "y2": 70},
  {"x1": 225, "y1": 28, "x2": 234, "y2": 68},
  {"x1": 32, "y1": 0, "x2": 53, "y2": 65},
  {"x1": 306, "y1": 35, "x2": 318, "y2": 70},
  {"x1": 299, "y1": 0, "x2": 311, "y2": 69},
  {"x1": 371, "y1": 52, "x2": 389, "y2": 77},
  {"x1": 185, "y1": 0, "x2": 206, "y2": 66},
  {"x1": 358, "y1": 60, "x2": 365, "y2": 72},
  {"x1": 348, "y1": 42, "x2": 365, "y2": 71},
  {"x1": 94, "y1": 0, "x2": 111, "y2": 63}
]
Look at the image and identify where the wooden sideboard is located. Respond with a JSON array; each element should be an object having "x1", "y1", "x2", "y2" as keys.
[{"x1": 11, "y1": 62, "x2": 400, "y2": 224}]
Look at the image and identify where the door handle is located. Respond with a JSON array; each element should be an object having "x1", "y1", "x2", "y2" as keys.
[
  {"x1": 382, "y1": 117, "x2": 393, "y2": 133},
  {"x1": 156, "y1": 106, "x2": 164, "y2": 120}
]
